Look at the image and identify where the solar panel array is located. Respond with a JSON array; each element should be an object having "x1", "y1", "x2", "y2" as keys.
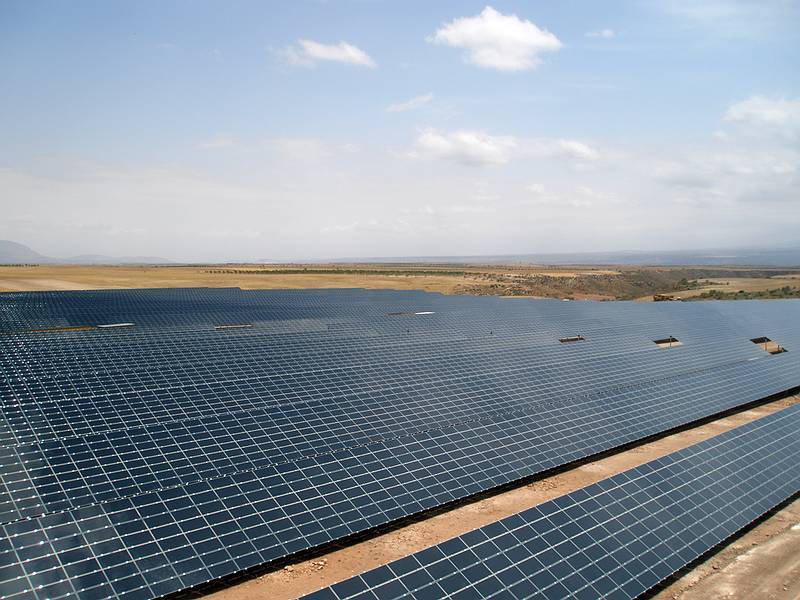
[
  {"x1": 306, "y1": 403, "x2": 800, "y2": 600},
  {"x1": 0, "y1": 288, "x2": 798, "y2": 599}
]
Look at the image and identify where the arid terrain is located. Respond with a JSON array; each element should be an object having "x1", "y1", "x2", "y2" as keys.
[
  {"x1": 2, "y1": 265, "x2": 799, "y2": 600},
  {"x1": 1, "y1": 263, "x2": 799, "y2": 300}
]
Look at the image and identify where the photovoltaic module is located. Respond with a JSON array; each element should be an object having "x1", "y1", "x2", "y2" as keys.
[
  {"x1": 304, "y1": 404, "x2": 800, "y2": 599},
  {"x1": 0, "y1": 288, "x2": 797, "y2": 598}
]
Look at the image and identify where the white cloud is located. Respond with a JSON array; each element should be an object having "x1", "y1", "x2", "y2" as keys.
[
  {"x1": 636, "y1": 100, "x2": 800, "y2": 207},
  {"x1": 724, "y1": 95, "x2": 800, "y2": 129},
  {"x1": 8, "y1": 90, "x2": 798, "y2": 262},
  {"x1": 585, "y1": 29, "x2": 615, "y2": 39},
  {"x1": 428, "y1": 6, "x2": 562, "y2": 71},
  {"x1": 407, "y1": 129, "x2": 600, "y2": 166},
  {"x1": 386, "y1": 93, "x2": 434, "y2": 113},
  {"x1": 411, "y1": 129, "x2": 517, "y2": 165},
  {"x1": 549, "y1": 140, "x2": 599, "y2": 161},
  {"x1": 280, "y1": 39, "x2": 376, "y2": 68},
  {"x1": 634, "y1": 96, "x2": 800, "y2": 207}
]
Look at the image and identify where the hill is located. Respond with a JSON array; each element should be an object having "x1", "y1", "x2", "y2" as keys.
[
  {"x1": 0, "y1": 240, "x2": 51, "y2": 263},
  {"x1": 0, "y1": 240, "x2": 170, "y2": 265}
]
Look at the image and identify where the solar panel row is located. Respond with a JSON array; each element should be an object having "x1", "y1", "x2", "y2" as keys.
[
  {"x1": 0, "y1": 289, "x2": 798, "y2": 599},
  {"x1": 306, "y1": 403, "x2": 800, "y2": 600},
  {"x1": 1, "y1": 298, "x2": 794, "y2": 456},
  {"x1": 0, "y1": 315, "x2": 794, "y2": 509},
  {"x1": 7, "y1": 366, "x2": 793, "y2": 599},
  {"x1": 2, "y1": 287, "x2": 799, "y2": 337},
  {"x1": 0, "y1": 348, "x2": 795, "y2": 526},
  {"x1": 0, "y1": 288, "x2": 438, "y2": 333}
]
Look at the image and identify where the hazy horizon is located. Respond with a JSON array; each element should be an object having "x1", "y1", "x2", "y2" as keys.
[
  {"x1": 2, "y1": 2, "x2": 798, "y2": 261},
  {"x1": 4, "y1": 237, "x2": 800, "y2": 267}
]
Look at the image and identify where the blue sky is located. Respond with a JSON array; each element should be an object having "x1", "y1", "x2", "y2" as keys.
[{"x1": 1, "y1": 1, "x2": 798, "y2": 261}]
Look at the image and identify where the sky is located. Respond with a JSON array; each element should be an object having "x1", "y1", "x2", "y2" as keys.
[{"x1": 1, "y1": 1, "x2": 798, "y2": 262}]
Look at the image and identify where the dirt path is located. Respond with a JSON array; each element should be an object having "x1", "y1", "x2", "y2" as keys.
[{"x1": 204, "y1": 395, "x2": 800, "y2": 600}]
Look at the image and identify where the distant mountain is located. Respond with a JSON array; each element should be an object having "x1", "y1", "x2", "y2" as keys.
[
  {"x1": 3, "y1": 239, "x2": 800, "y2": 267},
  {"x1": 0, "y1": 240, "x2": 52, "y2": 263},
  {"x1": 0, "y1": 240, "x2": 171, "y2": 265}
]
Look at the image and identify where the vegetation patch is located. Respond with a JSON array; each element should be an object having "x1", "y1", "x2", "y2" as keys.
[{"x1": 689, "y1": 287, "x2": 800, "y2": 301}]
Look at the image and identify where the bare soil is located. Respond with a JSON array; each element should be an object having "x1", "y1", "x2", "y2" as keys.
[
  {"x1": 0, "y1": 264, "x2": 605, "y2": 296},
  {"x1": 0, "y1": 265, "x2": 485, "y2": 294},
  {"x1": 205, "y1": 395, "x2": 800, "y2": 600}
]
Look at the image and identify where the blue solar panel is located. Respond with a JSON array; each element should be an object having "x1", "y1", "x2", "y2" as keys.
[
  {"x1": 306, "y1": 404, "x2": 800, "y2": 600},
  {"x1": 0, "y1": 289, "x2": 798, "y2": 598}
]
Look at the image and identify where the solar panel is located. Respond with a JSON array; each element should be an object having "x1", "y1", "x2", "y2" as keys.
[
  {"x1": 306, "y1": 403, "x2": 800, "y2": 600},
  {"x1": 0, "y1": 289, "x2": 798, "y2": 598}
]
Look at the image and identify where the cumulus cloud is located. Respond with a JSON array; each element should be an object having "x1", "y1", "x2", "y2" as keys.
[
  {"x1": 386, "y1": 93, "x2": 434, "y2": 113},
  {"x1": 280, "y1": 39, "x2": 376, "y2": 68},
  {"x1": 724, "y1": 95, "x2": 800, "y2": 129},
  {"x1": 585, "y1": 29, "x2": 616, "y2": 38},
  {"x1": 428, "y1": 6, "x2": 562, "y2": 71},
  {"x1": 406, "y1": 129, "x2": 599, "y2": 166}
]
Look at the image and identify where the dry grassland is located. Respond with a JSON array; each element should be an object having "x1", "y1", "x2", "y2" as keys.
[
  {"x1": 0, "y1": 264, "x2": 616, "y2": 295},
  {"x1": 2, "y1": 264, "x2": 798, "y2": 301},
  {"x1": 673, "y1": 276, "x2": 800, "y2": 299}
]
